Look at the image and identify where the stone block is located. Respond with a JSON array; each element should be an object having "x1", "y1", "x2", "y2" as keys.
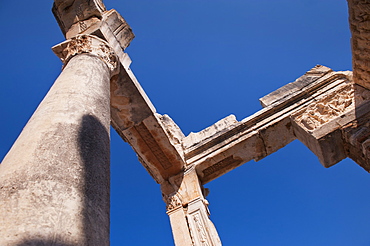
[
  {"x1": 53, "y1": 0, "x2": 106, "y2": 37},
  {"x1": 348, "y1": 0, "x2": 370, "y2": 90},
  {"x1": 259, "y1": 65, "x2": 332, "y2": 107},
  {"x1": 79, "y1": 9, "x2": 135, "y2": 51},
  {"x1": 183, "y1": 115, "x2": 238, "y2": 150},
  {"x1": 291, "y1": 83, "x2": 370, "y2": 167},
  {"x1": 195, "y1": 130, "x2": 265, "y2": 184},
  {"x1": 259, "y1": 116, "x2": 295, "y2": 156}
]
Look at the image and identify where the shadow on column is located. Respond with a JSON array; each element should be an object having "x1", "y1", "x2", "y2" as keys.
[
  {"x1": 15, "y1": 239, "x2": 75, "y2": 246},
  {"x1": 350, "y1": 84, "x2": 370, "y2": 170},
  {"x1": 78, "y1": 114, "x2": 110, "y2": 246},
  {"x1": 14, "y1": 114, "x2": 110, "y2": 246}
]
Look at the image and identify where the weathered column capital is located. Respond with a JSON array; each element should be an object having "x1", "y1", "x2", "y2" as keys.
[
  {"x1": 164, "y1": 192, "x2": 183, "y2": 213},
  {"x1": 52, "y1": 34, "x2": 119, "y2": 75}
]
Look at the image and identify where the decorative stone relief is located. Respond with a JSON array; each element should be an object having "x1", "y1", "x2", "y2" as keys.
[
  {"x1": 52, "y1": 35, "x2": 119, "y2": 74},
  {"x1": 157, "y1": 113, "x2": 185, "y2": 160},
  {"x1": 294, "y1": 83, "x2": 370, "y2": 132},
  {"x1": 192, "y1": 213, "x2": 211, "y2": 246},
  {"x1": 294, "y1": 85, "x2": 355, "y2": 131},
  {"x1": 164, "y1": 193, "x2": 182, "y2": 212}
]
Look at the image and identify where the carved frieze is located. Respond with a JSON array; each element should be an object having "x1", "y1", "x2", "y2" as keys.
[
  {"x1": 293, "y1": 84, "x2": 355, "y2": 131},
  {"x1": 52, "y1": 35, "x2": 119, "y2": 74},
  {"x1": 186, "y1": 197, "x2": 220, "y2": 246},
  {"x1": 294, "y1": 83, "x2": 370, "y2": 132},
  {"x1": 192, "y1": 212, "x2": 211, "y2": 246}
]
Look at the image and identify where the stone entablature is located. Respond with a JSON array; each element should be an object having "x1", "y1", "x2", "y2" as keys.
[
  {"x1": 50, "y1": 0, "x2": 370, "y2": 192},
  {"x1": 181, "y1": 65, "x2": 370, "y2": 184}
]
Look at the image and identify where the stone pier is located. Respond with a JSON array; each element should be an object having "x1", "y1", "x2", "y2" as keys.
[
  {"x1": 162, "y1": 168, "x2": 221, "y2": 246},
  {"x1": 348, "y1": 0, "x2": 370, "y2": 89},
  {"x1": 0, "y1": 35, "x2": 118, "y2": 245}
]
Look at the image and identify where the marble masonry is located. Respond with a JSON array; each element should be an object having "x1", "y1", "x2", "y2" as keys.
[{"x1": 1, "y1": 0, "x2": 370, "y2": 245}]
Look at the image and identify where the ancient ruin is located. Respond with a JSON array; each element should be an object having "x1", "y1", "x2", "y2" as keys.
[{"x1": 0, "y1": 0, "x2": 370, "y2": 245}]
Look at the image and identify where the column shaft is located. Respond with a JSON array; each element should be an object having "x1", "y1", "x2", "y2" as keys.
[{"x1": 0, "y1": 52, "x2": 112, "y2": 245}]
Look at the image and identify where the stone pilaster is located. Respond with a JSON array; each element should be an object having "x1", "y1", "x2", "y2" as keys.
[
  {"x1": 167, "y1": 204, "x2": 194, "y2": 246},
  {"x1": 162, "y1": 169, "x2": 222, "y2": 246},
  {"x1": 0, "y1": 35, "x2": 118, "y2": 245}
]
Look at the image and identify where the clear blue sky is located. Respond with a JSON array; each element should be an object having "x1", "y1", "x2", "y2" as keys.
[{"x1": 1, "y1": 1, "x2": 370, "y2": 245}]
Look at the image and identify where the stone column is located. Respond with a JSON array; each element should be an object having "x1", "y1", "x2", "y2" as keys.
[
  {"x1": 0, "y1": 35, "x2": 118, "y2": 246},
  {"x1": 348, "y1": 0, "x2": 370, "y2": 89},
  {"x1": 162, "y1": 168, "x2": 222, "y2": 246}
]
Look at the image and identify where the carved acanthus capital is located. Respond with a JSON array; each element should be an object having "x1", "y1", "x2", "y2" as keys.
[
  {"x1": 52, "y1": 35, "x2": 119, "y2": 75},
  {"x1": 164, "y1": 192, "x2": 183, "y2": 212}
]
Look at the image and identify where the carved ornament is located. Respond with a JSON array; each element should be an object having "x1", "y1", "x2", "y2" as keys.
[
  {"x1": 165, "y1": 193, "x2": 182, "y2": 212},
  {"x1": 294, "y1": 85, "x2": 354, "y2": 131},
  {"x1": 192, "y1": 212, "x2": 211, "y2": 246},
  {"x1": 52, "y1": 35, "x2": 119, "y2": 74},
  {"x1": 294, "y1": 84, "x2": 370, "y2": 131}
]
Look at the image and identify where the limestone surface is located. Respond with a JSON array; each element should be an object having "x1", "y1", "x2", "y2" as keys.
[
  {"x1": 348, "y1": 0, "x2": 370, "y2": 89},
  {"x1": 0, "y1": 54, "x2": 112, "y2": 246}
]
